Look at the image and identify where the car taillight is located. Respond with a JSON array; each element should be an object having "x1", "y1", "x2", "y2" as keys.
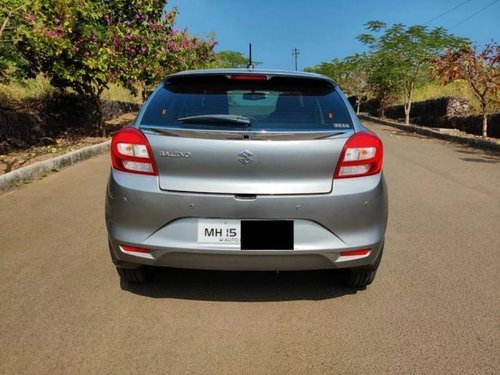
[
  {"x1": 334, "y1": 132, "x2": 383, "y2": 178},
  {"x1": 111, "y1": 128, "x2": 158, "y2": 176}
]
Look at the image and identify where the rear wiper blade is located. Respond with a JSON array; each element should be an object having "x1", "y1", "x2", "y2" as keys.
[{"x1": 177, "y1": 114, "x2": 251, "y2": 126}]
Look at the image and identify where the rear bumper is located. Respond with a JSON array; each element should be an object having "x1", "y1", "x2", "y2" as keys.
[
  {"x1": 108, "y1": 238, "x2": 385, "y2": 271},
  {"x1": 105, "y1": 169, "x2": 388, "y2": 271}
]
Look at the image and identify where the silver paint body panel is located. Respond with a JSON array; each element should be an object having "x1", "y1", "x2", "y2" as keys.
[{"x1": 105, "y1": 69, "x2": 388, "y2": 271}]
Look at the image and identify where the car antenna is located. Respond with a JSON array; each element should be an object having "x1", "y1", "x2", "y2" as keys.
[{"x1": 247, "y1": 43, "x2": 255, "y2": 70}]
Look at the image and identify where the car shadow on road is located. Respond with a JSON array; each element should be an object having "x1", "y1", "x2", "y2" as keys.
[{"x1": 120, "y1": 268, "x2": 359, "y2": 302}]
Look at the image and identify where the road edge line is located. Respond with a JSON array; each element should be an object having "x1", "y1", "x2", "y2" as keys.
[
  {"x1": 0, "y1": 140, "x2": 110, "y2": 192},
  {"x1": 359, "y1": 114, "x2": 500, "y2": 152}
]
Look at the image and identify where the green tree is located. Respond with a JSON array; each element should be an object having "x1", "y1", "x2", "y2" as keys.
[
  {"x1": 17, "y1": 0, "x2": 128, "y2": 135},
  {"x1": 358, "y1": 21, "x2": 467, "y2": 124},
  {"x1": 177, "y1": 33, "x2": 217, "y2": 71},
  {"x1": 342, "y1": 54, "x2": 371, "y2": 114},
  {"x1": 106, "y1": 5, "x2": 215, "y2": 100},
  {"x1": 366, "y1": 52, "x2": 399, "y2": 118},
  {"x1": 216, "y1": 50, "x2": 247, "y2": 68},
  {"x1": 304, "y1": 58, "x2": 352, "y2": 87},
  {"x1": 212, "y1": 50, "x2": 261, "y2": 68},
  {"x1": 305, "y1": 55, "x2": 371, "y2": 114},
  {"x1": 0, "y1": 0, "x2": 32, "y2": 82},
  {"x1": 433, "y1": 43, "x2": 500, "y2": 138},
  {"x1": 105, "y1": 2, "x2": 180, "y2": 101}
]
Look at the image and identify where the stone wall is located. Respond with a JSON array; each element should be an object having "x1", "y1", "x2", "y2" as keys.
[
  {"x1": 42, "y1": 94, "x2": 140, "y2": 131},
  {"x1": 383, "y1": 97, "x2": 470, "y2": 125},
  {"x1": 0, "y1": 110, "x2": 45, "y2": 146},
  {"x1": 351, "y1": 96, "x2": 499, "y2": 138},
  {"x1": 348, "y1": 97, "x2": 380, "y2": 117},
  {"x1": 447, "y1": 113, "x2": 500, "y2": 138},
  {"x1": 0, "y1": 95, "x2": 140, "y2": 150}
]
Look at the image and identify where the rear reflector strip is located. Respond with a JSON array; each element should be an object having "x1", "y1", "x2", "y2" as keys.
[
  {"x1": 340, "y1": 249, "x2": 370, "y2": 257},
  {"x1": 121, "y1": 245, "x2": 151, "y2": 254}
]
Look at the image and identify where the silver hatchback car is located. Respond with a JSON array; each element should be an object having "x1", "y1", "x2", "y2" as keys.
[{"x1": 105, "y1": 69, "x2": 388, "y2": 288}]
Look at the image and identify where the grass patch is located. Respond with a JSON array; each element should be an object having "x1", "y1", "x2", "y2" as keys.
[
  {"x1": 398, "y1": 80, "x2": 499, "y2": 115},
  {"x1": 0, "y1": 78, "x2": 142, "y2": 109},
  {"x1": 412, "y1": 81, "x2": 473, "y2": 102},
  {"x1": 0, "y1": 76, "x2": 53, "y2": 107},
  {"x1": 101, "y1": 83, "x2": 142, "y2": 104}
]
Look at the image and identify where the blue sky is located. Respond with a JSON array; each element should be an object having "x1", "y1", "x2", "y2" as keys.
[{"x1": 169, "y1": 0, "x2": 500, "y2": 70}]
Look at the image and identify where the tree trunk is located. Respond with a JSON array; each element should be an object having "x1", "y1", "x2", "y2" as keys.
[
  {"x1": 482, "y1": 112, "x2": 488, "y2": 138},
  {"x1": 91, "y1": 95, "x2": 105, "y2": 137},
  {"x1": 356, "y1": 97, "x2": 361, "y2": 115},
  {"x1": 141, "y1": 83, "x2": 153, "y2": 103},
  {"x1": 404, "y1": 101, "x2": 411, "y2": 125},
  {"x1": 97, "y1": 100, "x2": 105, "y2": 138},
  {"x1": 404, "y1": 82, "x2": 414, "y2": 125},
  {"x1": 404, "y1": 88, "x2": 412, "y2": 124},
  {"x1": 379, "y1": 97, "x2": 386, "y2": 118}
]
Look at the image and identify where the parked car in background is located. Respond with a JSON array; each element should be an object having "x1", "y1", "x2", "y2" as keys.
[{"x1": 105, "y1": 69, "x2": 388, "y2": 288}]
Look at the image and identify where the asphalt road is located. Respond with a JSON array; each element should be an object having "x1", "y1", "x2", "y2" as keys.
[{"x1": 1, "y1": 122, "x2": 499, "y2": 374}]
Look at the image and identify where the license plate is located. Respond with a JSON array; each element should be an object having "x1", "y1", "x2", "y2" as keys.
[
  {"x1": 197, "y1": 219, "x2": 294, "y2": 249},
  {"x1": 197, "y1": 219, "x2": 241, "y2": 244}
]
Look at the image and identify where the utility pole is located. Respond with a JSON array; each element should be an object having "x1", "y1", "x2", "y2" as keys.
[{"x1": 292, "y1": 48, "x2": 300, "y2": 71}]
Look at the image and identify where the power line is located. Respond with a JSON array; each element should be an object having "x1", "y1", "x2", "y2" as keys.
[
  {"x1": 449, "y1": 0, "x2": 499, "y2": 30},
  {"x1": 424, "y1": 0, "x2": 472, "y2": 25}
]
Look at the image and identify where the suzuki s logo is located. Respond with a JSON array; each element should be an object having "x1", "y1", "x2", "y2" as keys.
[{"x1": 238, "y1": 150, "x2": 254, "y2": 165}]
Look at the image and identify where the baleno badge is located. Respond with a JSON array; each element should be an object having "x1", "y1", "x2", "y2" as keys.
[{"x1": 160, "y1": 150, "x2": 191, "y2": 158}]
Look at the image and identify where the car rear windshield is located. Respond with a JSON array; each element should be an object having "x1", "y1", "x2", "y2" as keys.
[{"x1": 140, "y1": 75, "x2": 354, "y2": 131}]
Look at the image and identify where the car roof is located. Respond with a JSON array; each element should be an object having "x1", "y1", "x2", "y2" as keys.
[{"x1": 166, "y1": 69, "x2": 336, "y2": 85}]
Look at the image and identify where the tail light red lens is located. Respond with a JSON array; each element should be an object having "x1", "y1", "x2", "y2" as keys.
[
  {"x1": 334, "y1": 132, "x2": 383, "y2": 178},
  {"x1": 111, "y1": 128, "x2": 158, "y2": 176}
]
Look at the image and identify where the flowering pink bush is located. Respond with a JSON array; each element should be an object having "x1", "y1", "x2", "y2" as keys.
[{"x1": 16, "y1": 0, "x2": 216, "y2": 133}]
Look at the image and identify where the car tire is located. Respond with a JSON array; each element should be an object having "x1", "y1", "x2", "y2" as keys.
[
  {"x1": 116, "y1": 266, "x2": 151, "y2": 283},
  {"x1": 340, "y1": 244, "x2": 384, "y2": 288},
  {"x1": 341, "y1": 269, "x2": 377, "y2": 288}
]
